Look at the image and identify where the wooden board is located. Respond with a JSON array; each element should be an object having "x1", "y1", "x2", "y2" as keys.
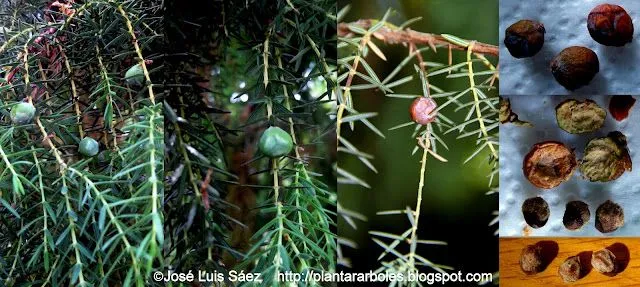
[{"x1": 500, "y1": 238, "x2": 640, "y2": 287}]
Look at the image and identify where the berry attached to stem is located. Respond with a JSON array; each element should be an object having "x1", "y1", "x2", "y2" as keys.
[
  {"x1": 78, "y1": 137, "x2": 100, "y2": 157},
  {"x1": 258, "y1": 126, "x2": 293, "y2": 158},
  {"x1": 409, "y1": 97, "x2": 437, "y2": 125},
  {"x1": 10, "y1": 102, "x2": 36, "y2": 125}
]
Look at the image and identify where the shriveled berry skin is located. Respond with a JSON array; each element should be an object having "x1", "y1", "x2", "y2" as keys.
[
  {"x1": 409, "y1": 97, "x2": 438, "y2": 125},
  {"x1": 522, "y1": 197, "x2": 550, "y2": 228},
  {"x1": 550, "y1": 46, "x2": 599, "y2": 91},
  {"x1": 258, "y1": 126, "x2": 293, "y2": 158},
  {"x1": 10, "y1": 102, "x2": 36, "y2": 125},
  {"x1": 78, "y1": 137, "x2": 99, "y2": 157},
  {"x1": 520, "y1": 245, "x2": 544, "y2": 275},
  {"x1": 588, "y1": 4, "x2": 634, "y2": 46},
  {"x1": 595, "y1": 200, "x2": 624, "y2": 233},
  {"x1": 523, "y1": 141, "x2": 577, "y2": 189},
  {"x1": 504, "y1": 20, "x2": 545, "y2": 58}
]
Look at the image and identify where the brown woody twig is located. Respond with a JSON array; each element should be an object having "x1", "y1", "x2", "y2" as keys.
[{"x1": 338, "y1": 19, "x2": 498, "y2": 57}]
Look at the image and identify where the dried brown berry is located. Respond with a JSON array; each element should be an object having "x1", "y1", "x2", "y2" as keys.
[
  {"x1": 591, "y1": 248, "x2": 617, "y2": 274},
  {"x1": 550, "y1": 46, "x2": 599, "y2": 91},
  {"x1": 504, "y1": 20, "x2": 545, "y2": 58},
  {"x1": 588, "y1": 4, "x2": 634, "y2": 46},
  {"x1": 520, "y1": 245, "x2": 544, "y2": 275},
  {"x1": 595, "y1": 200, "x2": 624, "y2": 233},
  {"x1": 555, "y1": 99, "x2": 606, "y2": 134},
  {"x1": 609, "y1": 95, "x2": 636, "y2": 121},
  {"x1": 558, "y1": 256, "x2": 582, "y2": 282},
  {"x1": 580, "y1": 131, "x2": 632, "y2": 182},
  {"x1": 563, "y1": 201, "x2": 590, "y2": 230},
  {"x1": 409, "y1": 97, "x2": 438, "y2": 125},
  {"x1": 523, "y1": 141, "x2": 577, "y2": 189},
  {"x1": 522, "y1": 197, "x2": 550, "y2": 228}
]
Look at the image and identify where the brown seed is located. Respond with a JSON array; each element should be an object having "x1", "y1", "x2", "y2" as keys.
[
  {"x1": 409, "y1": 97, "x2": 438, "y2": 125},
  {"x1": 580, "y1": 131, "x2": 632, "y2": 182},
  {"x1": 588, "y1": 4, "x2": 634, "y2": 46},
  {"x1": 559, "y1": 256, "x2": 582, "y2": 282},
  {"x1": 563, "y1": 201, "x2": 590, "y2": 230},
  {"x1": 550, "y1": 46, "x2": 599, "y2": 91},
  {"x1": 591, "y1": 248, "x2": 617, "y2": 274},
  {"x1": 523, "y1": 141, "x2": 577, "y2": 189},
  {"x1": 555, "y1": 99, "x2": 606, "y2": 134},
  {"x1": 595, "y1": 200, "x2": 624, "y2": 233},
  {"x1": 520, "y1": 245, "x2": 544, "y2": 275},
  {"x1": 609, "y1": 95, "x2": 636, "y2": 121},
  {"x1": 504, "y1": 20, "x2": 545, "y2": 58},
  {"x1": 522, "y1": 197, "x2": 550, "y2": 228}
]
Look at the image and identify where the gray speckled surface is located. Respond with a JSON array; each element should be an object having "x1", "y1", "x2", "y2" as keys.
[
  {"x1": 499, "y1": 0, "x2": 640, "y2": 95},
  {"x1": 499, "y1": 95, "x2": 639, "y2": 237}
]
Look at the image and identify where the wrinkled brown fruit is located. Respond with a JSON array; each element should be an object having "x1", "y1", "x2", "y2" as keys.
[
  {"x1": 550, "y1": 46, "x2": 599, "y2": 91},
  {"x1": 595, "y1": 200, "x2": 624, "y2": 233},
  {"x1": 588, "y1": 4, "x2": 634, "y2": 46},
  {"x1": 563, "y1": 201, "x2": 590, "y2": 230},
  {"x1": 520, "y1": 245, "x2": 544, "y2": 275},
  {"x1": 504, "y1": 20, "x2": 546, "y2": 58},
  {"x1": 523, "y1": 141, "x2": 577, "y2": 189},
  {"x1": 522, "y1": 197, "x2": 550, "y2": 228},
  {"x1": 558, "y1": 256, "x2": 582, "y2": 282},
  {"x1": 609, "y1": 95, "x2": 636, "y2": 121},
  {"x1": 555, "y1": 99, "x2": 606, "y2": 134},
  {"x1": 591, "y1": 248, "x2": 617, "y2": 274},
  {"x1": 580, "y1": 131, "x2": 632, "y2": 182}
]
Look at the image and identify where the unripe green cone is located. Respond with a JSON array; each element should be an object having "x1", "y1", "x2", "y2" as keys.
[
  {"x1": 78, "y1": 137, "x2": 100, "y2": 157},
  {"x1": 258, "y1": 126, "x2": 293, "y2": 158},
  {"x1": 125, "y1": 63, "x2": 145, "y2": 86},
  {"x1": 10, "y1": 102, "x2": 36, "y2": 125}
]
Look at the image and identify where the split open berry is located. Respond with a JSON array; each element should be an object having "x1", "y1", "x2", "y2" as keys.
[
  {"x1": 125, "y1": 63, "x2": 145, "y2": 86},
  {"x1": 78, "y1": 137, "x2": 100, "y2": 157},
  {"x1": 504, "y1": 20, "x2": 545, "y2": 58},
  {"x1": 409, "y1": 97, "x2": 437, "y2": 125},
  {"x1": 555, "y1": 99, "x2": 606, "y2": 134},
  {"x1": 258, "y1": 126, "x2": 293, "y2": 158},
  {"x1": 523, "y1": 141, "x2": 577, "y2": 189},
  {"x1": 10, "y1": 102, "x2": 36, "y2": 125},
  {"x1": 550, "y1": 46, "x2": 599, "y2": 91},
  {"x1": 580, "y1": 131, "x2": 632, "y2": 182},
  {"x1": 588, "y1": 4, "x2": 634, "y2": 47}
]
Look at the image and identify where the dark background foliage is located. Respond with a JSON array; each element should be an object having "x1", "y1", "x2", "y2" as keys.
[{"x1": 164, "y1": 0, "x2": 337, "y2": 284}]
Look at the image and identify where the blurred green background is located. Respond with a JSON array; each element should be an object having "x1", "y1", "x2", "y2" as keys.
[{"x1": 338, "y1": 0, "x2": 499, "y2": 285}]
